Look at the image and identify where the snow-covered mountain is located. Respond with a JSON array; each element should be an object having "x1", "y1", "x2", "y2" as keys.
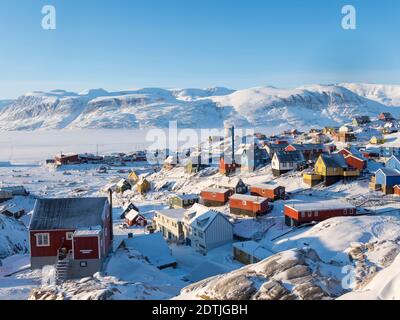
[
  {"x1": 0, "y1": 84, "x2": 399, "y2": 131},
  {"x1": 340, "y1": 83, "x2": 400, "y2": 107}
]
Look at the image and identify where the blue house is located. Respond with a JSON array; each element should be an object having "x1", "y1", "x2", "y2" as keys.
[
  {"x1": 239, "y1": 144, "x2": 268, "y2": 172},
  {"x1": 375, "y1": 168, "x2": 400, "y2": 187},
  {"x1": 386, "y1": 156, "x2": 400, "y2": 171},
  {"x1": 380, "y1": 147, "x2": 400, "y2": 158}
]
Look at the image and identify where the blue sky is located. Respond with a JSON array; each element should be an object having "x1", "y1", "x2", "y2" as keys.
[{"x1": 0, "y1": 0, "x2": 400, "y2": 98}]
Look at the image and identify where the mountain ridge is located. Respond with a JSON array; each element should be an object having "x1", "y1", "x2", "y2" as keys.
[{"x1": 0, "y1": 83, "x2": 398, "y2": 131}]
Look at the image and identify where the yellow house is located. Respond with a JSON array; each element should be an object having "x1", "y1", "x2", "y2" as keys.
[
  {"x1": 370, "y1": 136, "x2": 385, "y2": 145},
  {"x1": 314, "y1": 154, "x2": 346, "y2": 177},
  {"x1": 128, "y1": 171, "x2": 140, "y2": 184},
  {"x1": 137, "y1": 178, "x2": 151, "y2": 194}
]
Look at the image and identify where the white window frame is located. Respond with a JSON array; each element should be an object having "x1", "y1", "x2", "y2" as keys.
[
  {"x1": 36, "y1": 233, "x2": 50, "y2": 247},
  {"x1": 66, "y1": 232, "x2": 74, "y2": 241}
]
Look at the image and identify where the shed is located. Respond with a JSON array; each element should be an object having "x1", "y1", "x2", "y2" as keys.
[
  {"x1": 250, "y1": 183, "x2": 285, "y2": 201},
  {"x1": 0, "y1": 205, "x2": 25, "y2": 219},
  {"x1": 200, "y1": 188, "x2": 232, "y2": 207},
  {"x1": 229, "y1": 194, "x2": 270, "y2": 217},
  {"x1": 233, "y1": 241, "x2": 273, "y2": 265},
  {"x1": 124, "y1": 210, "x2": 147, "y2": 227},
  {"x1": 169, "y1": 194, "x2": 199, "y2": 209},
  {"x1": 284, "y1": 200, "x2": 356, "y2": 226}
]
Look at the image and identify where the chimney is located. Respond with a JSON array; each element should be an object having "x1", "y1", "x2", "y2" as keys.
[
  {"x1": 208, "y1": 136, "x2": 213, "y2": 165},
  {"x1": 108, "y1": 188, "x2": 114, "y2": 241},
  {"x1": 231, "y1": 126, "x2": 235, "y2": 165}
]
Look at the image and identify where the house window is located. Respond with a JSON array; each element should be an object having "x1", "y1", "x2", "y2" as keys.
[
  {"x1": 66, "y1": 232, "x2": 74, "y2": 241},
  {"x1": 36, "y1": 233, "x2": 50, "y2": 247}
]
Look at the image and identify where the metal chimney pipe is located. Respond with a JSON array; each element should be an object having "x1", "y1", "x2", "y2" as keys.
[
  {"x1": 231, "y1": 126, "x2": 235, "y2": 164},
  {"x1": 108, "y1": 188, "x2": 114, "y2": 241}
]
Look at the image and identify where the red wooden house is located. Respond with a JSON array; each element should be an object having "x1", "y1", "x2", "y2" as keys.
[
  {"x1": 219, "y1": 156, "x2": 239, "y2": 176},
  {"x1": 124, "y1": 209, "x2": 147, "y2": 227},
  {"x1": 229, "y1": 194, "x2": 270, "y2": 217},
  {"x1": 250, "y1": 184, "x2": 285, "y2": 201},
  {"x1": 201, "y1": 188, "x2": 232, "y2": 207},
  {"x1": 29, "y1": 197, "x2": 113, "y2": 281},
  {"x1": 54, "y1": 153, "x2": 80, "y2": 166},
  {"x1": 284, "y1": 144, "x2": 324, "y2": 161},
  {"x1": 284, "y1": 201, "x2": 356, "y2": 227},
  {"x1": 338, "y1": 147, "x2": 367, "y2": 171},
  {"x1": 379, "y1": 112, "x2": 394, "y2": 122}
]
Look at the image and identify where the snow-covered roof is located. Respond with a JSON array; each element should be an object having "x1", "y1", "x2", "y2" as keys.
[
  {"x1": 321, "y1": 153, "x2": 348, "y2": 168},
  {"x1": 216, "y1": 177, "x2": 244, "y2": 188},
  {"x1": 0, "y1": 205, "x2": 24, "y2": 214},
  {"x1": 274, "y1": 150, "x2": 305, "y2": 163},
  {"x1": 74, "y1": 227, "x2": 102, "y2": 237},
  {"x1": 376, "y1": 167, "x2": 400, "y2": 177},
  {"x1": 125, "y1": 209, "x2": 140, "y2": 221},
  {"x1": 173, "y1": 193, "x2": 199, "y2": 201},
  {"x1": 230, "y1": 194, "x2": 267, "y2": 204},
  {"x1": 233, "y1": 241, "x2": 272, "y2": 260},
  {"x1": 251, "y1": 183, "x2": 280, "y2": 190},
  {"x1": 123, "y1": 233, "x2": 176, "y2": 269},
  {"x1": 285, "y1": 200, "x2": 355, "y2": 212},
  {"x1": 202, "y1": 187, "x2": 230, "y2": 194},
  {"x1": 29, "y1": 197, "x2": 108, "y2": 231},
  {"x1": 155, "y1": 208, "x2": 186, "y2": 221}
]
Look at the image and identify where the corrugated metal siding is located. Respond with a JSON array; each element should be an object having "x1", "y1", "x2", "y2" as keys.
[
  {"x1": 386, "y1": 158, "x2": 400, "y2": 171},
  {"x1": 205, "y1": 215, "x2": 233, "y2": 250}
]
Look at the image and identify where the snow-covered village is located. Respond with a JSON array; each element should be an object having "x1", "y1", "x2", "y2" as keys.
[
  {"x1": 3, "y1": 95, "x2": 400, "y2": 301},
  {"x1": 2, "y1": 0, "x2": 400, "y2": 309}
]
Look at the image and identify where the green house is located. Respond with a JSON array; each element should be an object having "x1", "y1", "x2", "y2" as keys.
[{"x1": 169, "y1": 194, "x2": 199, "y2": 209}]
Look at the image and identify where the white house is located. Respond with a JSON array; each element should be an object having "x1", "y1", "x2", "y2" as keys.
[
  {"x1": 183, "y1": 204, "x2": 233, "y2": 255},
  {"x1": 271, "y1": 151, "x2": 306, "y2": 177},
  {"x1": 153, "y1": 208, "x2": 186, "y2": 243}
]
